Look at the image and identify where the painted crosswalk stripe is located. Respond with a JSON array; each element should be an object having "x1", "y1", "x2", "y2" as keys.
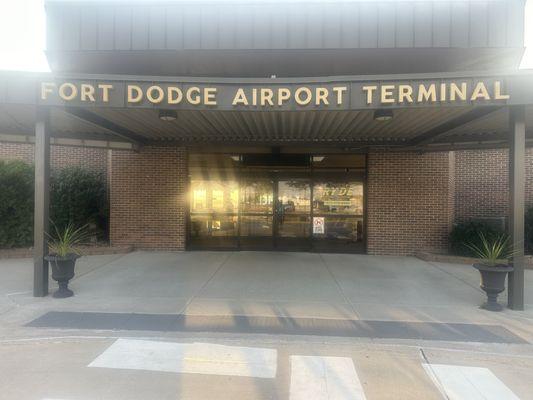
[
  {"x1": 290, "y1": 356, "x2": 367, "y2": 400},
  {"x1": 88, "y1": 338, "x2": 277, "y2": 378},
  {"x1": 423, "y1": 364, "x2": 520, "y2": 400}
]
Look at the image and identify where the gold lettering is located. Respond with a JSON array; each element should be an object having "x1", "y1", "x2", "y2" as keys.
[
  {"x1": 80, "y1": 84, "x2": 95, "y2": 102},
  {"x1": 232, "y1": 88, "x2": 249, "y2": 106},
  {"x1": 260, "y1": 88, "x2": 274, "y2": 106},
  {"x1": 494, "y1": 81, "x2": 510, "y2": 100},
  {"x1": 315, "y1": 88, "x2": 329, "y2": 105},
  {"x1": 252, "y1": 88, "x2": 258, "y2": 106},
  {"x1": 332, "y1": 86, "x2": 347, "y2": 105},
  {"x1": 186, "y1": 87, "x2": 201, "y2": 105},
  {"x1": 295, "y1": 87, "x2": 312, "y2": 106},
  {"x1": 204, "y1": 87, "x2": 217, "y2": 105},
  {"x1": 41, "y1": 82, "x2": 56, "y2": 100},
  {"x1": 362, "y1": 86, "x2": 377, "y2": 105},
  {"x1": 167, "y1": 87, "x2": 183, "y2": 104},
  {"x1": 59, "y1": 82, "x2": 77, "y2": 101},
  {"x1": 398, "y1": 85, "x2": 413, "y2": 103},
  {"x1": 98, "y1": 84, "x2": 113, "y2": 102},
  {"x1": 440, "y1": 83, "x2": 446, "y2": 101},
  {"x1": 381, "y1": 85, "x2": 395, "y2": 104},
  {"x1": 417, "y1": 84, "x2": 437, "y2": 102},
  {"x1": 450, "y1": 82, "x2": 467, "y2": 101},
  {"x1": 470, "y1": 82, "x2": 490, "y2": 101},
  {"x1": 127, "y1": 85, "x2": 143, "y2": 103},
  {"x1": 277, "y1": 88, "x2": 291, "y2": 106},
  {"x1": 146, "y1": 86, "x2": 164, "y2": 103}
]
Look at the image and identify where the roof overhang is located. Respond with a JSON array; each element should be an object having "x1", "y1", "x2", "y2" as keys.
[
  {"x1": 43, "y1": 0, "x2": 525, "y2": 77},
  {"x1": 0, "y1": 69, "x2": 532, "y2": 152}
]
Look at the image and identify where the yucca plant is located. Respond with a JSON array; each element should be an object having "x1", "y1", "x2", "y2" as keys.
[
  {"x1": 48, "y1": 222, "x2": 89, "y2": 257},
  {"x1": 466, "y1": 231, "x2": 513, "y2": 267}
]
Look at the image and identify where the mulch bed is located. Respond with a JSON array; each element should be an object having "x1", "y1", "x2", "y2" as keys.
[
  {"x1": 0, "y1": 245, "x2": 133, "y2": 259},
  {"x1": 415, "y1": 251, "x2": 533, "y2": 269}
]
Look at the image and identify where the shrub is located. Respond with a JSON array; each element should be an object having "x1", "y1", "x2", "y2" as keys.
[
  {"x1": 449, "y1": 220, "x2": 506, "y2": 257},
  {"x1": 525, "y1": 206, "x2": 533, "y2": 254},
  {"x1": 50, "y1": 166, "x2": 108, "y2": 241},
  {"x1": 0, "y1": 160, "x2": 34, "y2": 248},
  {"x1": 0, "y1": 161, "x2": 108, "y2": 248}
]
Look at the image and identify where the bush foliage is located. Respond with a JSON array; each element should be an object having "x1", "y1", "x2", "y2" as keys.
[
  {"x1": 525, "y1": 206, "x2": 533, "y2": 254},
  {"x1": 0, "y1": 160, "x2": 34, "y2": 248},
  {"x1": 0, "y1": 161, "x2": 108, "y2": 249},
  {"x1": 50, "y1": 166, "x2": 108, "y2": 240},
  {"x1": 449, "y1": 220, "x2": 506, "y2": 257}
]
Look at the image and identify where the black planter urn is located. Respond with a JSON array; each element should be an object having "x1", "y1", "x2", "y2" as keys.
[
  {"x1": 44, "y1": 254, "x2": 79, "y2": 298},
  {"x1": 473, "y1": 263, "x2": 514, "y2": 311}
]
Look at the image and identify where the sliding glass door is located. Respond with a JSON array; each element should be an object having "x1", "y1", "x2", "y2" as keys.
[
  {"x1": 239, "y1": 179, "x2": 274, "y2": 249},
  {"x1": 275, "y1": 179, "x2": 312, "y2": 250},
  {"x1": 188, "y1": 153, "x2": 366, "y2": 253},
  {"x1": 189, "y1": 179, "x2": 239, "y2": 248}
]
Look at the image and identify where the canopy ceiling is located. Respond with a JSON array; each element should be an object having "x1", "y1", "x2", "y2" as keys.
[{"x1": 1, "y1": 103, "x2": 532, "y2": 152}]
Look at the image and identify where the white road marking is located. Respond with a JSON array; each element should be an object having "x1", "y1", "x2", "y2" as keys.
[
  {"x1": 290, "y1": 355, "x2": 367, "y2": 400},
  {"x1": 88, "y1": 338, "x2": 277, "y2": 378},
  {"x1": 423, "y1": 363, "x2": 520, "y2": 400}
]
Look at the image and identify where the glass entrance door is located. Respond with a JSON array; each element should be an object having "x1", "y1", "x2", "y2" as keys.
[
  {"x1": 189, "y1": 179, "x2": 239, "y2": 249},
  {"x1": 275, "y1": 180, "x2": 311, "y2": 250},
  {"x1": 188, "y1": 153, "x2": 366, "y2": 253},
  {"x1": 239, "y1": 178, "x2": 274, "y2": 249}
]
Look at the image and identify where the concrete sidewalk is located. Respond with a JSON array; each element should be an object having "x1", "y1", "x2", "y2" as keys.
[
  {"x1": 1, "y1": 251, "x2": 533, "y2": 400},
  {"x1": 1, "y1": 251, "x2": 532, "y2": 340}
]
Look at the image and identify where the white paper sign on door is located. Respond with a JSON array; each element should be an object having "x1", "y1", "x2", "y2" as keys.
[{"x1": 313, "y1": 217, "x2": 325, "y2": 234}]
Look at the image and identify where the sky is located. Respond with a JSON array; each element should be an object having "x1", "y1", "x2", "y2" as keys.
[{"x1": 0, "y1": 0, "x2": 531, "y2": 72}]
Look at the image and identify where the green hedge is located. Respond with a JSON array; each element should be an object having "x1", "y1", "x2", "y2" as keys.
[
  {"x1": 50, "y1": 166, "x2": 108, "y2": 241},
  {"x1": 0, "y1": 160, "x2": 34, "y2": 248},
  {"x1": 525, "y1": 206, "x2": 533, "y2": 254},
  {"x1": 449, "y1": 220, "x2": 506, "y2": 257},
  {"x1": 451, "y1": 212, "x2": 533, "y2": 256},
  {"x1": 0, "y1": 161, "x2": 108, "y2": 249}
]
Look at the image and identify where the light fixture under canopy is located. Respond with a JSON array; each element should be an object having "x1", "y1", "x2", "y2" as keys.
[
  {"x1": 373, "y1": 109, "x2": 393, "y2": 122},
  {"x1": 159, "y1": 109, "x2": 177, "y2": 121}
]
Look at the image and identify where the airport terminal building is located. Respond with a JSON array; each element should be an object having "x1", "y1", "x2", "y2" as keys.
[{"x1": 0, "y1": 0, "x2": 532, "y2": 306}]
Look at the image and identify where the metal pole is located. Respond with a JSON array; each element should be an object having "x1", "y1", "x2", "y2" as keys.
[
  {"x1": 33, "y1": 107, "x2": 50, "y2": 297},
  {"x1": 508, "y1": 105, "x2": 526, "y2": 310}
]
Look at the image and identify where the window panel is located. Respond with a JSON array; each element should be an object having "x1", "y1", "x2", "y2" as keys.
[{"x1": 313, "y1": 182, "x2": 363, "y2": 215}]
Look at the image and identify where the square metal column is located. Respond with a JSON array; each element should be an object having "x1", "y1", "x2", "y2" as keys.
[
  {"x1": 33, "y1": 108, "x2": 50, "y2": 297},
  {"x1": 508, "y1": 105, "x2": 526, "y2": 310}
]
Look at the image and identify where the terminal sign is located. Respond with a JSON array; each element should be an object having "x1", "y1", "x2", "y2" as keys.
[
  {"x1": 38, "y1": 78, "x2": 511, "y2": 110},
  {"x1": 361, "y1": 81, "x2": 509, "y2": 105}
]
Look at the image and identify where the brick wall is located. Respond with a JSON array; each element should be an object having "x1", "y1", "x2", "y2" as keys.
[
  {"x1": 454, "y1": 148, "x2": 533, "y2": 222},
  {"x1": 367, "y1": 152, "x2": 454, "y2": 255},
  {"x1": 6, "y1": 139, "x2": 530, "y2": 255},
  {"x1": 0, "y1": 142, "x2": 108, "y2": 175},
  {"x1": 110, "y1": 146, "x2": 187, "y2": 250}
]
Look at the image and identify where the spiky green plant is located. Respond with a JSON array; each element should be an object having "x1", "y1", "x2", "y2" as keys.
[
  {"x1": 466, "y1": 231, "x2": 513, "y2": 266},
  {"x1": 47, "y1": 222, "x2": 89, "y2": 257}
]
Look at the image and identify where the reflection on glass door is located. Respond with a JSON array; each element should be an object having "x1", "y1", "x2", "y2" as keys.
[
  {"x1": 240, "y1": 179, "x2": 274, "y2": 249},
  {"x1": 188, "y1": 177, "x2": 364, "y2": 253},
  {"x1": 189, "y1": 180, "x2": 239, "y2": 248},
  {"x1": 276, "y1": 180, "x2": 311, "y2": 249},
  {"x1": 312, "y1": 181, "x2": 364, "y2": 252}
]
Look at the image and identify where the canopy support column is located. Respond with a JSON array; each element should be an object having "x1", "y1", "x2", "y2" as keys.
[
  {"x1": 33, "y1": 108, "x2": 50, "y2": 297},
  {"x1": 508, "y1": 105, "x2": 526, "y2": 310}
]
